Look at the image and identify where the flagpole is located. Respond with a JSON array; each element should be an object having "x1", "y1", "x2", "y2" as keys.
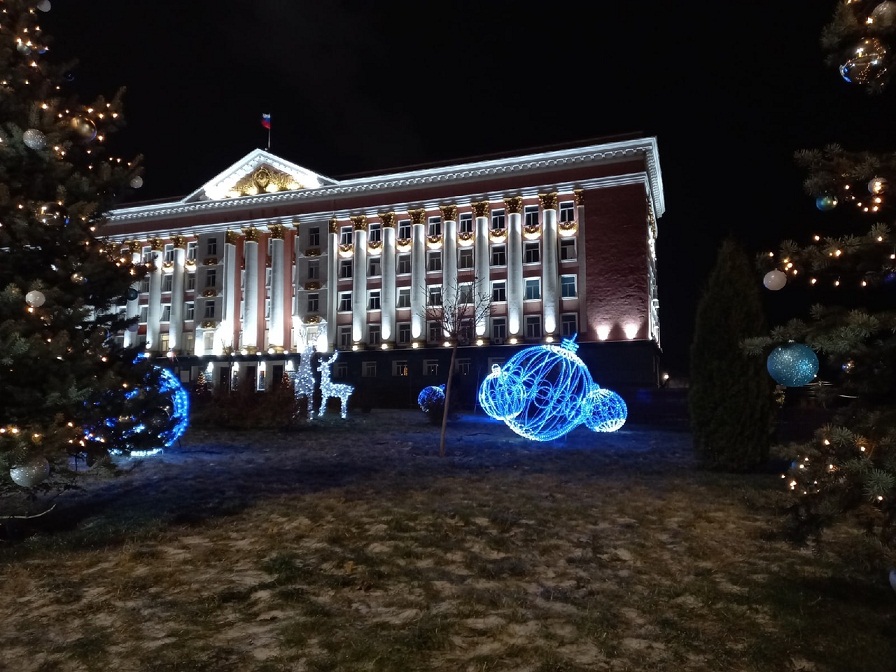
[{"x1": 267, "y1": 125, "x2": 271, "y2": 152}]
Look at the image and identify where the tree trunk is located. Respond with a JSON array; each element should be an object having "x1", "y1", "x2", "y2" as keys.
[{"x1": 439, "y1": 344, "x2": 459, "y2": 457}]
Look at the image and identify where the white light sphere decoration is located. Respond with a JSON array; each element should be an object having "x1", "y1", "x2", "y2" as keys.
[
  {"x1": 22, "y1": 128, "x2": 46, "y2": 150},
  {"x1": 36, "y1": 0, "x2": 51, "y2": 11},
  {"x1": 763, "y1": 270, "x2": 787, "y2": 291},
  {"x1": 129, "y1": 176, "x2": 144, "y2": 189},
  {"x1": 10, "y1": 457, "x2": 50, "y2": 487},
  {"x1": 25, "y1": 289, "x2": 46, "y2": 307}
]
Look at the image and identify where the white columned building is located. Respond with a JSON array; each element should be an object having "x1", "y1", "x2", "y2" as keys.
[
  {"x1": 268, "y1": 224, "x2": 286, "y2": 352},
  {"x1": 540, "y1": 192, "x2": 560, "y2": 337},
  {"x1": 351, "y1": 215, "x2": 368, "y2": 346},
  {"x1": 146, "y1": 239, "x2": 163, "y2": 351},
  {"x1": 505, "y1": 196, "x2": 524, "y2": 339},
  {"x1": 440, "y1": 205, "x2": 458, "y2": 336},
  {"x1": 242, "y1": 228, "x2": 260, "y2": 352},
  {"x1": 169, "y1": 236, "x2": 186, "y2": 353},
  {"x1": 409, "y1": 208, "x2": 427, "y2": 343},
  {"x1": 380, "y1": 212, "x2": 397, "y2": 346},
  {"x1": 325, "y1": 218, "x2": 339, "y2": 352},
  {"x1": 472, "y1": 201, "x2": 490, "y2": 339}
]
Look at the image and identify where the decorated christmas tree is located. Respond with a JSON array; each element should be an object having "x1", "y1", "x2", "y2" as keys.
[
  {"x1": 744, "y1": 0, "x2": 896, "y2": 557},
  {"x1": 0, "y1": 0, "x2": 180, "y2": 499}
]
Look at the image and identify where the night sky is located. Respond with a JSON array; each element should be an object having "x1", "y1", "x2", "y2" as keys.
[{"x1": 38, "y1": 1, "x2": 896, "y2": 379}]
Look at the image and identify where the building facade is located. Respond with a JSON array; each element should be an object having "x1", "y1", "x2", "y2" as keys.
[{"x1": 104, "y1": 134, "x2": 666, "y2": 408}]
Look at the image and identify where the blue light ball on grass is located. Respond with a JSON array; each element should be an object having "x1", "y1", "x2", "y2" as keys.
[
  {"x1": 767, "y1": 343, "x2": 819, "y2": 387},
  {"x1": 585, "y1": 387, "x2": 627, "y2": 433},
  {"x1": 418, "y1": 385, "x2": 445, "y2": 413}
]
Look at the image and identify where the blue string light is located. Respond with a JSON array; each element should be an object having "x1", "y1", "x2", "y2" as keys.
[
  {"x1": 584, "y1": 387, "x2": 628, "y2": 432},
  {"x1": 418, "y1": 384, "x2": 445, "y2": 412}
]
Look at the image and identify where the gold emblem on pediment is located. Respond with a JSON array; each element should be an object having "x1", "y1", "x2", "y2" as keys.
[{"x1": 229, "y1": 165, "x2": 303, "y2": 197}]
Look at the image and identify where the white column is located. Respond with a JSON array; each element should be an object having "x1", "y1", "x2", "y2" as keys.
[
  {"x1": 472, "y1": 201, "x2": 490, "y2": 338},
  {"x1": 380, "y1": 212, "x2": 396, "y2": 344},
  {"x1": 269, "y1": 226, "x2": 286, "y2": 351},
  {"x1": 350, "y1": 215, "x2": 368, "y2": 346},
  {"x1": 215, "y1": 231, "x2": 239, "y2": 355},
  {"x1": 124, "y1": 242, "x2": 141, "y2": 348},
  {"x1": 169, "y1": 238, "x2": 186, "y2": 352},
  {"x1": 440, "y1": 205, "x2": 458, "y2": 339},
  {"x1": 243, "y1": 229, "x2": 260, "y2": 351},
  {"x1": 325, "y1": 218, "x2": 339, "y2": 351},
  {"x1": 541, "y1": 192, "x2": 560, "y2": 337},
  {"x1": 505, "y1": 197, "x2": 524, "y2": 338},
  {"x1": 410, "y1": 208, "x2": 427, "y2": 342},
  {"x1": 146, "y1": 242, "x2": 163, "y2": 352},
  {"x1": 574, "y1": 189, "x2": 587, "y2": 340}
]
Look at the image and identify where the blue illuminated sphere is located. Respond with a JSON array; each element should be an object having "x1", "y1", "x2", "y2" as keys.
[
  {"x1": 418, "y1": 385, "x2": 445, "y2": 413},
  {"x1": 478, "y1": 364, "x2": 526, "y2": 421},
  {"x1": 156, "y1": 365, "x2": 190, "y2": 446},
  {"x1": 584, "y1": 387, "x2": 627, "y2": 433},
  {"x1": 495, "y1": 342, "x2": 596, "y2": 441},
  {"x1": 815, "y1": 194, "x2": 838, "y2": 212},
  {"x1": 767, "y1": 343, "x2": 819, "y2": 387}
]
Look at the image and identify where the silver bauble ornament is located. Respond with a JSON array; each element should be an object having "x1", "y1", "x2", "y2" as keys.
[
  {"x1": 872, "y1": 1, "x2": 896, "y2": 27},
  {"x1": 869, "y1": 176, "x2": 889, "y2": 195},
  {"x1": 763, "y1": 270, "x2": 787, "y2": 291},
  {"x1": 10, "y1": 457, "x2": 50, "y2": 487},
  {"x1": 839, "y1": 37, "x2": 888, "y2": 86},
  {"x1": 16, "y1": 42, "x2": 31, "y2": 55},
  {"x1": 129, "y1": 176, "x2": 144, "y2": 189},
  {"x1": 25, "y1": 289, "x2": 46, "y2": 307},
  {"x1": 22, "y1": 128, "x2": 46, "y2": 150},
  {"x1": 69, "y1": 116, "x2": 97, "y2": 142},
  {"x1": 36, "y1": 0, "x2": 51, "y2": 11}
]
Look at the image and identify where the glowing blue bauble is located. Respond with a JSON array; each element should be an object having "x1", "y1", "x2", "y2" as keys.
[
  {"x1": 767, "y1": 343, "x2": 819, "y2": 387},
  {"x1": 763, "y1": 270, "x2": 786, "y2": 291},
  {"x1": 418, "y1": 385, "x2": 445, "y2": 413},
  {"x1": 815, "y1": 194, "x2": 838, "y2": 211},
  {"x1": 9, "y1": 457, "x2": 50, "y2": 487},
  {"x1": 585, "y1": 388, "x2": 628, "y2": 433},
  {"x1": 478, "y1": 364, "x2": 526, "y2": 421},
  {"x1": 155, "y1": 366, "x2": 190, "y2": 446}
]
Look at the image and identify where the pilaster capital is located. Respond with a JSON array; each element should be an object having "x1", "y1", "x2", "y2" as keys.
[
  {"x1": 503, "y1": 196, "x2": 523, "y2": 214},
  {"x1": 407, "y1": 208, "x2": 427, "y2": 225},
  {"x1": 150, "y1": 237, "x2": 164, "y2": 251},
  {"x1": 538, "y1": 192, "x2": 559, "y2": 210},
  {"x1": 328, "y1": 218, "x2": 339, "y2": 234},
  {"x1": 269, "y1": 224, "x2": 285, "y2": 240},
  {"x1": 471, "y1": 201, "x2": 490, "y2": 218},
  {"x1": 379, "y1": 211, "x2": 396, "y2": 228},
  {"x1": 172, "y1": 235, "x2": 188, "y2": 249},
  {"x1": 243, "y1": 227, "x2": 260, "y2": 243},
  {"x1": 574, "y1": 189, "x2": 584, "y2": 206},
  {"x1": 439, "y1": 204, "x2": 458, "y2": 221},
  {"x1": 350, "y1": 215, "x2": 368, "y2": 231},
  {"x1": 225, "y1": 229, "x2": 240, "y2": 245},
  {"x1": 127, "y1": 240, "x2": 141, "y2": 253}
]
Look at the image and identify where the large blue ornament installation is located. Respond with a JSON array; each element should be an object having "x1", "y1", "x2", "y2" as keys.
[
  {"x1": 478, "y1": 336, "x2": 627, "y2": 441},
  {"x1": 767, "y1": 343, "x2": 819, "y2": 387},
  {"x1": 418, "y1": 384, "x2": 445, "y2": 413}
]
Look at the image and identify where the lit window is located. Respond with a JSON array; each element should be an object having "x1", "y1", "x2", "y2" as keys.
[{"x1": 393, "y1": 360, "x2": 409, "y2": 376}]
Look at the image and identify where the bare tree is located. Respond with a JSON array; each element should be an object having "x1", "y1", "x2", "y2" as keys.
[{"x1": 421, "y1": 277, "x2": 492, "y2": 457}]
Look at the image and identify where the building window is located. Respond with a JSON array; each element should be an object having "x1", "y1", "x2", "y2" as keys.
[
  {"x1": 427, "y1": 321, "x2": 441, "y2": 343},
  {"x1": 338, "y1": 292, "x2": 352, "y2": 312},
  {"x1": 161, "y1": 304, "x2": 171, "y2": 322},
  {"x1": 560, "y1": 238, "x2": 577, "y2": 261},
  {"x1": 393, "y1": 360, "x2": 409, "y2": 376},
  {"x1": 525, "y1": 278, "x2": 541, "y2": 300},
  {"x1": 456, "y1": 358, "x2": 471, "y2": 375},
  {"x1": 340, "y1": 226, "x2": 353, "y2": 245},
  {"x1": 139, "y1": 305, "x2": 149, "y2": 323},
  {"x1": 397, "y1": 323, "x2": 411, "y2": 344},
  {"x1": 398, "y1": 219, "x2": 411, "y2": 239},
  {"x1": 525, "y1": 315, "x2": 542, "y2": 339},
  {"x1": 491, "y1": 208, "x2": 505, "y2": 230},
  {"x1": 207, "y1": 237, "x2": 217, "y2": 255},
  {"x1": 492, "y1": 317, "x2": 506, "y2": 341},
  {"x1": 265, "y1": 268, "x2": 272, "y2": 288},
  {"x1": 368, "y1": 223, "x2": 381, "y2": 243},
  {"x1": 424, "y1": 359, "x2": 439, "y2": 376},
  {"x1": 559, "y1": 201, "x2": 575, "y2": 223},
  {"x1": 187, "y1": 241, "x2": 198, "y2": 261},
  {"x1": 185, "y1": 302, "x2": 194, "y2": 320},
  {"x1": 492, "y1": 281, "x2": 506, "y2": 302},
  {"x1": 362, "y1": 361, "x2": 377, "y2": 377},
  {"x1": 368, "y1": 257, "x2": 381, "y2": 277},
  {"x1": 162, "y1": 274, "x2": 173, "y2": 292},
  {"x1": 204, "y1": 300, "x2": 215, "y2": 318},
  {"x1": 397, "y1": 254, "x2": 411, "y2": 274},
  {"x1": 397, "y1": 287, "x2": 411, "y2": 308},
  {"x1": 524, "y1": 205, "x2": 539, "y2": 227},
  {"x1": 140, "y1": 276, "x2": 150, "y2": 293},
  {"x1": 187, "y1": 272, "x2": 196, "y2": 291},
  {"x1": 335, "y1": 362, "x2": 348, "y2": 378},
  {"x1": 458, "y1": 248, "x2": 473, "y2": 269},
  {"x1": 524, "y1": 241, "x2": 540, "y2": 264},
  {"x1": 491, "y1": 245, "x2": 506, "y2": 266},
  {"x1": 428, "y1": 216, "x2": 442, "y2": 237},
  {"x1": 459, "y1": 283, "x2": 473, "y2": 304},
  {"x1": 459, "y1": 212, "x2": 473, "y2": 234},
  {"x1": 265, "y1": 298, "x2": 271, "y2": 319},
  {"x1": 427, "y1": 250, "x2": 441, "y2": 272},
  {"x1": 561, "y1": 313, "x2": 578, "y2": 336},
  {"x1": 308, "y1": 260, "x2": 320, "y2": 279},
  {"x1": 309, "y1": 227, "x2": 320, "y2": 247},
  {"x1": 561, "y1": 275, "x2": 577, "y2": 298},
  {"x1": 339, "y1": 259, "x2": 353, "y2": 279},
  {"x1": 307, "y1": 293, "x2": 319, "y2": 313},
  {"x1": 368, "y1": 325, "x2": 381, "y2": 347},
  {"x1": 164, "y1": 244, "x2": 175, "y2": 263},
  {"x1": 368, "y1": 290, "x2": 381, "y2": 310},
  {"x1": 205, "y1": 268, "x2": 217, "y2": 289},
  {"x1": 338, "y1": 326, "x2": 352, "y2": 349},
  {"x1": 428, "y1": 285, "x2": 442, "y2": 306}
]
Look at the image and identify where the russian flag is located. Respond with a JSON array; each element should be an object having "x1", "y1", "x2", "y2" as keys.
[{"x1": 261, "y1": 113, "x2": 271, "y2": 130}]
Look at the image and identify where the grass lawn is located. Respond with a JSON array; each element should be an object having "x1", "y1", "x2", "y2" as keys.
[{"x1": 1, "y1": 410, "x2": 894, "y2": 671}]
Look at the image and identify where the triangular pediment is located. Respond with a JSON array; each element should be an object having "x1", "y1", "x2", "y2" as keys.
[{"x1": 183, "y1": 149, "x2": 338, "y2": 203}]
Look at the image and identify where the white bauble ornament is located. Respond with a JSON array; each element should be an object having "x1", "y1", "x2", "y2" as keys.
[
  {"x1": 129, "y1": 176, "x2": 144, "y2": 189},
  {"x1": 25, "y1": 289, "x2": 46, "y2": 307},
  {"x1": 22, "y1": 128, "x2": 46, "y2": 150},
  {"x1": 10, "y1": 457, "x2": 50, "y2": 487},
  {"x1": 36, "y1": 0, "x2": 51, "y2": 11},
  {"x1": 763, "y1": 270, "x2": 787, "y2": 291}
]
